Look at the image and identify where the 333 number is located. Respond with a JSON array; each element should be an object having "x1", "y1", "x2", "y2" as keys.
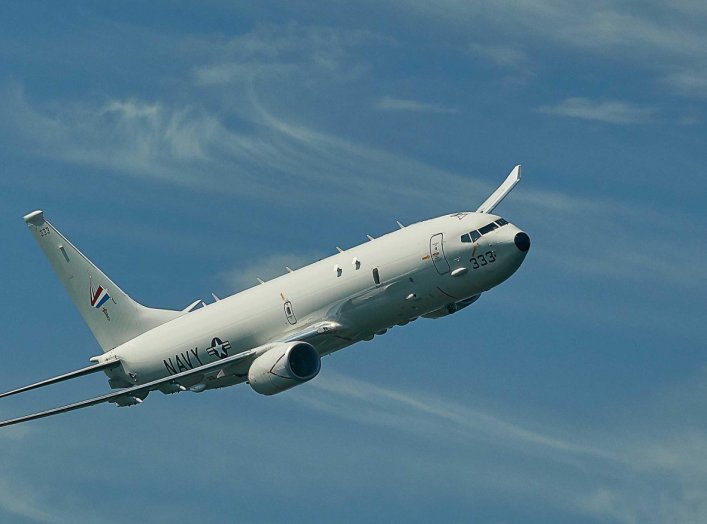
[{"x1": 471, "y1": 251, "x2": 495, "y2": 269}]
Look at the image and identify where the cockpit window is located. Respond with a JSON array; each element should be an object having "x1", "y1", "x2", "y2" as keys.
[
  {"x1": 462, "y1": 223, "x2": 500, "y2": 244},
  {"x1": 478, "y1": 222, "x2": 498, "y2": 235}
]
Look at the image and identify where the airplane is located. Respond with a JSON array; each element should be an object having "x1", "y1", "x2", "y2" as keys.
[{"x1": 0, "y1": 165, "x2": 530, "y2": 428}]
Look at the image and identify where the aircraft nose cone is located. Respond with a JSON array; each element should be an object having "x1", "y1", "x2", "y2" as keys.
[{"x1": 514, "y1": 232, "x2": 530, "y2": 252}]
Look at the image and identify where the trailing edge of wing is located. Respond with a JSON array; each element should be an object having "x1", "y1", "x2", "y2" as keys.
[
  {"x1": 0, "y1": 348, "x2": 260, "y2": 429},
  {"x1": 0, "y1": 360, "x2": 120, "y2": 399},
  {"x1": 476, "y1": 165, "x2": 522, "y2": 214}
]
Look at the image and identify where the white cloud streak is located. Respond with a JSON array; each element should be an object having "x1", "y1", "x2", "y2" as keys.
[
  {"x1": 299, "y1": 372, "x2": 617, "y2": 462},
  {"x1": 0, "y1": 83, "x2": 483, "y2": 211},
  {"x1": 662, "y1": 68, "x2": 707, "y2": 97},
  {"x1": 0, "y1": 477, "x2": 65, "y2": 524},
  {"x1": 290, "y1": 369, "x2": 707, "y2": 523},
  {"x1": 193, "y1": 23, "x2": 390, "y2": 86},
  {"x1": 468, "y1": 43, "x2": 529, "y2": 69},
  {"x1": 396, "y1": 0, "x2": 707, "y2": 98},
  {"x1": 537, "y1": 97, "x2": 657, "y2": 124},
  {"x1": 376, "y1": 96, "x2": 459, "y2": 114},
  {"x1": 222, "y1": 251, "x2": 326, "y2": 292}
]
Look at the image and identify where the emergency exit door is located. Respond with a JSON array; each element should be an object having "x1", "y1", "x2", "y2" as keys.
[{"x1": 430, "y1": 233, "x2": 450, "y2": 274}]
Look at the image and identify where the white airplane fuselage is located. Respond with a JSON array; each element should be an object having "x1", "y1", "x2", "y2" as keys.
[{"x1": 104, "y1": 211, "x2": 529, "y2": 390}]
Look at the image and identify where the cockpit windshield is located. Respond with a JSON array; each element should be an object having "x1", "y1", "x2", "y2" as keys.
[
  {"x1": 478, "y1": 222, "x2": 498, "y2": 235},
  {"x1": 460, "y1": 219, "x2": 508, "y2": 243}
]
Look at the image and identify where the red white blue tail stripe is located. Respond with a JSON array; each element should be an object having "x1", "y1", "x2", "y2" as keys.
[{"x1": 90, "y1": 279, "x2": 111, "y2": 308}]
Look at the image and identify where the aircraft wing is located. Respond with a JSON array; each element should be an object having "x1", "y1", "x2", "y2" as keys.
[
  {"x1": 0, "y1": 320, "x2": 344, "y2": 428},
  {"x1": 278, "y1": 320, "x2": 341, "y2": 344},
  {"x1": 0, "y1": 318, "x2": 344, "y2": 428},
  {"x1": 476, "y1": 165, "x2": 521, "y2": 213},
  {"x1": 0, "y1": 347, "x2": 262, "y2": 428},
  {"x1": 0, "y1": 360, "x2": 120, "y2": 399}
]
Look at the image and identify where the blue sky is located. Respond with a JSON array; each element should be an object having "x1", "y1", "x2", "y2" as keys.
[{"x1": 0, "y1": 1, "x2": 706, "y2": 522}]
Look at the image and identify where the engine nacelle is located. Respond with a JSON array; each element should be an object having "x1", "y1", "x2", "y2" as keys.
[
  {"x1": 422, "y1": 294, "x2": 481, "y2": 319},
  {"x1": 248, "y1": 341, "x2": 321, "y2": 395}
]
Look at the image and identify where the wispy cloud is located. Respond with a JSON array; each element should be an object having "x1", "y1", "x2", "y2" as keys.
[
  {"x1": 397, "y1": 0, "x2": 707, "y2": 98},
  {"x1": 468, "y1": 43, "x2": 528, "y2": 69},
  {"x1": 299, "y1": 372, "x2": 615, "y2": 461},
  {"x1": 661, "y1": 68, "x2": 707, "y2": 97},
  {"x1": 0, "y1": 86, "x2": 218, "y2": 186},
  {"x1": 193, "y1": 23, "x2": 390, "y2": 86},
  {"x1": 0, "y1": 477, "x2": 65, "y2": 524},
  {"x1": 0, "y1": 84, "x2": 482, "y2": 212},
  {"x1": 0, "y1": 418, "x2": 32, "y2": 441},
  {"x1": 536, "y1": 97, "x2": 657, "y2": 124},
  {"x1": 221, "y1": 251, "x2": 326, "y2": 292},
  {"x1": 376, "y1": 96, "x2": 459, "y2": 114},
  {"x1": 289, "y1": 369, "x2": 707, "y2": 523}
]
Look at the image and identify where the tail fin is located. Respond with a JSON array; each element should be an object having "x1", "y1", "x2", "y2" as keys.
[{"x1": 23, "y1": 210, "x2": 183, "y2": 352}]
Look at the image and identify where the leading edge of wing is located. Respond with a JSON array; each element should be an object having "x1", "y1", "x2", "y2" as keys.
[
  {"x1": 0, "y1": 360, "x2": 120, "y2": 399},
  {"x1": 279, "y1": 321, "x2": 342, "y2": 344},
  {"x1": 0, "y1": 347, "x2": 262, "y2": 429}
]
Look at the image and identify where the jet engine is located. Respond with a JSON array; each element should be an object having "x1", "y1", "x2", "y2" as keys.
[{"x1": 248, "y1": 341, "x2": 321, "y2": 395}]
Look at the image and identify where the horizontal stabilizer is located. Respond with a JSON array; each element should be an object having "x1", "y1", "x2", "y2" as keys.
[
  {"x1": 0, "y1": 360, "x2": 120, "y2": 399},
  {"x1": 476, "y1": 165, "x2": 522, "y2": 214}
]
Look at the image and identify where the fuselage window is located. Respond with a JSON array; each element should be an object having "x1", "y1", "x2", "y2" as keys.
[
  {"x1": 496, "y1": 218, "x2": 508, "y2": 226},
  {"x1": 470, "y1": 230, "x2": 481, "y2": 242},
  {"x1": 372, "y1": 268, "x2": 380, "y2": 286},
  {"x1": 478, "y1": 222, "x2": 498, "y2": 235},
  {"x1": 461, "y1": 233, "x2": 471, "y2": 243}
]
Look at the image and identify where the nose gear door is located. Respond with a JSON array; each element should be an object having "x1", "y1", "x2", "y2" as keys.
[{"x1": 430, "y1": 233, "x2": 450, "y2": 274}]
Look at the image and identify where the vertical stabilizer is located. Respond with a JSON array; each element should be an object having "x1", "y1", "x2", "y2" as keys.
[{"x1": 23, "y1": 210, "x2": 183, "y2": 352}]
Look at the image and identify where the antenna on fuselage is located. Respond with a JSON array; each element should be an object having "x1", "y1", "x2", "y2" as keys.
[
  {"x1": 396, "y1": 220, "x2": 405, "y2": 229},
  {"x1": 256, "y1": 278, "x2": 265, "y2": 284},
  {"x1": 285, "y1": 267, "x2": 294, "y2": 273},
  {"x1": 335, "y1": 246, "x2": 343, "y2": 253},
  {"x1": 366, "y1": 235, "x2": 375, "y2": 241}
]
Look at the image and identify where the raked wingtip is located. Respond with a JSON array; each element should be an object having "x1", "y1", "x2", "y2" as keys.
[{"x1": 23, "y1": 210, "x2": 44, "y2": 225}]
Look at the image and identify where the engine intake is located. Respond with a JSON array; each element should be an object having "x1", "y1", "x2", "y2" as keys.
[{"x1": 248, "y1": 341, "x2": 321, "y2": 395}]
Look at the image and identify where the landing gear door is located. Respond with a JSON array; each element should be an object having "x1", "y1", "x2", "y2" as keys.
[{"x1": 430, "y1": 233, "x2": 450, "y2": 275}]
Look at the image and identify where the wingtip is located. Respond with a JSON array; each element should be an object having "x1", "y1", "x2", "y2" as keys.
[{"x1": 23, "y1": 209, "x2": 44, "y2": 225}]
